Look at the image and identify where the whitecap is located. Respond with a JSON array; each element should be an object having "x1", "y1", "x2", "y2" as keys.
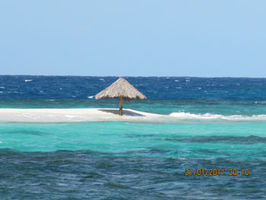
[
  {"x1": 24, "y1": 79, "x2": 32, "y2": 82},
  {"x1": 169, "y1": 112, "x2": 266, "y2": 122},
  {"x1": 88, "y1": 96, "x2": 94, "y2": 99}
]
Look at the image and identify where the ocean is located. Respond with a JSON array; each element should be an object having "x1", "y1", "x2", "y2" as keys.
[{"x1": 0, "y1": 76, "x2": 265, "y2": 199}]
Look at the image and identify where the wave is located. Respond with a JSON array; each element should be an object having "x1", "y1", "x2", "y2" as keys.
[{"x1": 169, "y1": 112, "x2": 266, "y2": 122}]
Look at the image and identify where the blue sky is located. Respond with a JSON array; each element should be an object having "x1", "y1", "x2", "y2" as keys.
[{"x1": 0, "y1": 0, "x2": 266, "y2": 77}]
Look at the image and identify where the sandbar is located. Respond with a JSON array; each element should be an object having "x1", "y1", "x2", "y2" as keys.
[{"x1": 0, "y1": 108, "x2": 163, "y2": 123}]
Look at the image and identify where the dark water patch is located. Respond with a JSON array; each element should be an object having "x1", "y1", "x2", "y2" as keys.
[
  {"x1": 105, "y1": 181, "x2": 131, "y2": 189},
  {"x1": 0, "y1": 149, "x2": 265, "y2": 199},
  {"x1": 166, "y1": 135, "x2": 266, "y2": 144},
  {"x1": 2, "y1": 129, "x2": 47, "y2": 136},
  {"x1": 126, "y1": 134, "x2": 156, "y2": 138}
]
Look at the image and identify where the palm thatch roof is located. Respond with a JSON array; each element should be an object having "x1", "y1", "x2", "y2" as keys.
[{"x1": 95, "y1": 77, "x2": 146, "y2": 100}]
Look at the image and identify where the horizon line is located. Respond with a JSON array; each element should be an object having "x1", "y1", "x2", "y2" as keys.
[{"x1": 0, "y1": 74, "x2": 266, "y2": 79}]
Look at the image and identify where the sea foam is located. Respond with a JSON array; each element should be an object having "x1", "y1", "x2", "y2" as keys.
[{"x1": 169, "y1": 112, "x2": 266, "y2": 122}]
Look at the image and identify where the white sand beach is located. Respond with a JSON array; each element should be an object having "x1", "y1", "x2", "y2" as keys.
[
  {"x1": 1, "y1": 108, "x2": 265, "y2": 123},
  {"x1": 0, "y1": 108, "x2": 163, "y2": 123}
]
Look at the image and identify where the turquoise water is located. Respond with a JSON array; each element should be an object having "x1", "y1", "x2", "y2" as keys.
[{"x1": 1, "y1": 122, "x2": 266, "y2": 159}]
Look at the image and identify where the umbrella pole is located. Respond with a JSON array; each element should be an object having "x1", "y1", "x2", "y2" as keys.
[{"x1": 119, "y1": 97, "x2": 123, "y2": 116}]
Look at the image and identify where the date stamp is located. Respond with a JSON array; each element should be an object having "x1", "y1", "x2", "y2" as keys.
[{"x1": 185, "y1": 168, "x2": 249, "y2": 176}]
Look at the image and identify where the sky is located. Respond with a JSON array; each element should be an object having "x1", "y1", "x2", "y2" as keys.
[{"x1": 0, "y1": 0, "x2": 266, "y2": 77}]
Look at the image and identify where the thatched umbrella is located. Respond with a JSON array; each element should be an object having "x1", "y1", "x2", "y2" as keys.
[{"x1": 95, "y1": 77, "x2": 146, "y2": 115}]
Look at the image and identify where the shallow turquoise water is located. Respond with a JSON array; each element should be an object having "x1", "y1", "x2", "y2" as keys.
[{"x1": 1, "y1": 121, "x2": 265, "y2": 159}]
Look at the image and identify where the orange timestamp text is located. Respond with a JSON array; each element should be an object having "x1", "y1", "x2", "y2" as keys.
[{"x1": 185, "y1": 168, "x2": 249, "y2": 176}]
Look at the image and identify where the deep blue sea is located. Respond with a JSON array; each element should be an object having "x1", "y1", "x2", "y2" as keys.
[{"x1": 0, "y1": 76, "x2": 265, "y2": 199}]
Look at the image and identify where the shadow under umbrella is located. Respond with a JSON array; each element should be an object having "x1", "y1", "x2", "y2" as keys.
[{"x1": 99, "y1": 109, "x2": 144, "y2": 117}]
